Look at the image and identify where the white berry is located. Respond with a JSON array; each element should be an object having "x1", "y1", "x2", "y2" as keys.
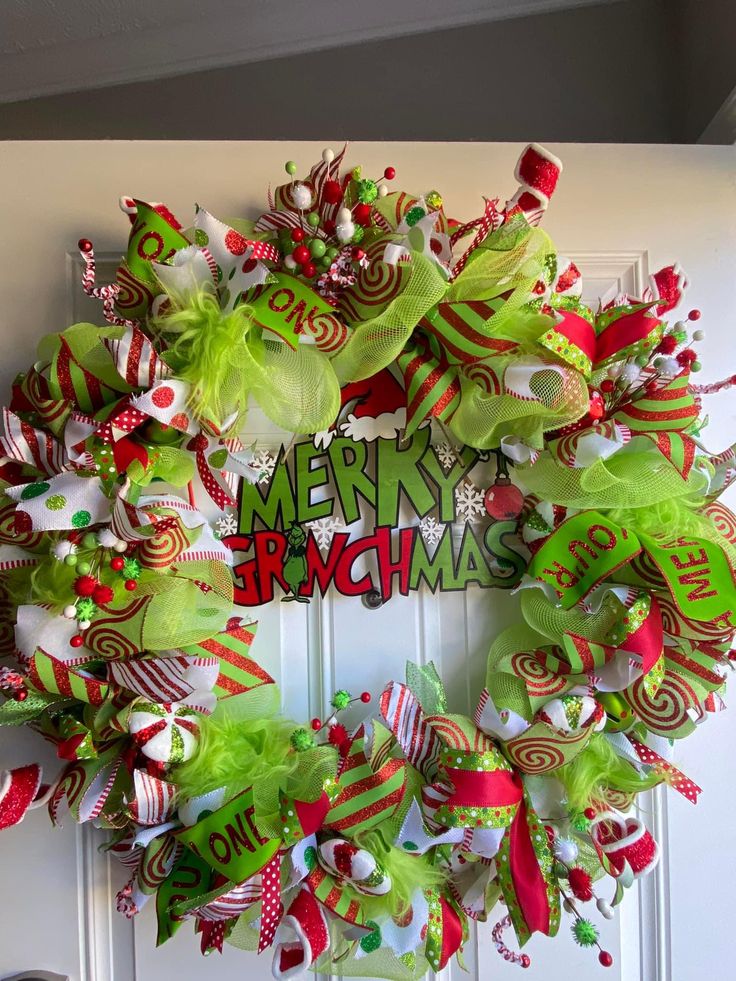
[
  {"x1": 78, "y1": 620, "x2": 91, "y2": 630},
  {"x1": 597, "y1": 898, "x2": 615, "y2": 920},
  {"x1": 63, "y1": 605, "x2": 77, "y2": 619},
  {"x1": 113, "y1": 540, "x2": 128, "y2": 553},
  {"x1": 337, "y1": 207, "x2": 352, "y2": 224},
  {"x1": 322, "y1": 148, "x2": 335, "y2": 164},
  {"x1": 693, "y1": 329, "x2": 705, "y2": 341},
  {"x1": 284, "y1": 255, "x2": 298, "y2": 271}
]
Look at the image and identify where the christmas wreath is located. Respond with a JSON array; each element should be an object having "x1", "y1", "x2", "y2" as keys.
[{"x1": 0, "y1": 144, "x2": 734, "y2": 977}]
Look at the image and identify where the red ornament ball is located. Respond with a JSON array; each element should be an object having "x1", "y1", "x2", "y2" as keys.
[
  {"x1": 310, "y1": 718, "x2": 322, "y2": 731},
  {"x1": 568, "y1": 866, "x2": 594, "y2": 902},
  {"x1": 92, "y1": 584, "x2": 114, "y2": 606},
  {"x1": 292, "y1": 244, "x2": 310, "y2": 265},
  {"x1": 688, "y1": 309, "x2": 701, "y2": 321},
  {"x1": 599, "y1": 951, "x2": 614, "y2": 968},
  {"x1": 78, "y1": 238, "x2": 93, "y2": 254},
  {"x1": 74, "y1": 575, "x2": 98, "y2": 597},
  {"x1": 583, "y1": 806, "x2": 597, "y2": 820},
  {"x1": 600, "y1": 379, "x2": 615, "y2": 394},
  {"x1": 110, "y1": 556, "x2": 125, "y2": 572},
  {"x1": 302, "y1": 262, "x2": 317, "y2": 278},
  {"x1": 360, "y1": 691, "x2": 372, "y2": 703},
  {"x1": 291, "y1": 227, "x2": 305, "y2": 243},
  {"x1": 15, "y1": 689, "x2": 28, "y2": 702},
  {"x1": 322, "y1": 180, "x2": 343, "y2": 204},
  {"x1": 124, "y1": 579, "x2": 138, "y2": 592},
  {"x1": 70, "y1": 635, "x2": 84, "y2": 648},
  {"x1": 354, "y1": 203, "x2": 372, "y2": 226},
  {"x1": 383, "y1": 167, "x2": 396, "y2": 180},
  {"x1": 656, "y1": 334, "x2": 678, "y2": 355},
  {"x1": 352, "y1": 247, "x2": 366, "y2": 261},
  {"x1": 520, "y1": 955, "x2": 531, "y2": 969},
  {"x1": 484, "y1": 477, "x2": 524, "y2": 521}
]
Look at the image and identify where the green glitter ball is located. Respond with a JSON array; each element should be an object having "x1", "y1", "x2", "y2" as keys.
[
  {"x1": 350, "y1": 225, "x2": 364, "y2": 244},
  {"x1": 122, "y1": 557, "x2": 142, "y2": 580},
  {"x1": 572, "y1": 918, "x2": 599, "y2": 947},
  {"x1": 76, "y1": 597, "x2": 97, "y2": 621},
  {"x1": 405, "y1": 205, "x2": 426, "y2": 227},
  {"x1": 356, "y1": 179, "x2": 378, "y2": 204},
  {"x1": 303, "y1": 845, "x2": 317, "y2": 870},
  {"x1": 569, "y1": 810, "x2": 590, "y2": 833},
  {"x1": 290, "y1": 728, "x2": 316, "y2": 752},
  {"x1": 331, "y1": 689, "x2": 352, "y2": 711},
  {"x1": 635, "y1": 353, "x2": 649, "y2": 367},
  {"x1": 426, "y1": 190, "x2": 443, "y2": 210}
]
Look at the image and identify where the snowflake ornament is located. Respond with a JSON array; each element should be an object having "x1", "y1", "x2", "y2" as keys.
[
  {"x1": 308, "y1": 516, "x2": 344, "y2": 550},
  {"x1": 454, "y1": 480, "x2": 486, "y2": 523},
  {"x1": 419, "y1": 515, "x2": 444, "y2": 547},
  {"x1": 215, "y1": 512, "x2": 238, "y2": 538},
  {"x1": 251, "y1": 449, "x2": 276, "y2": 484},
  {"x1": 433, "y1": 442, "x2": 458, "y2": 472}
]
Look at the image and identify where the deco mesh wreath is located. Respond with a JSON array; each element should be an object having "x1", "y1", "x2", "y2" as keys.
[{"x1": 0, "y1": 143, "x2": 734, "y2": 977}]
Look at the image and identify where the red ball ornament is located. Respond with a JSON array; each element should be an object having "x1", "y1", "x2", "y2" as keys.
[
  {"x1": 92, "y1": 584, "x2": 114, "y2": 606},
  {"x1": 583, "y1": 806, "x2": 597, "y2": 820},
  {"x1": 70, "y1": 635, "x2": 84, "y2": 648},
  {"x1": 322, "y1": 180, "x2": 343, "y2": 204},
  {"x1": 354, "y1": 203, "x2": 372, "y2": 226},
  {"x1": 124, "y1": 579, "x2": 138, "y2": 592},
  {"x1": 587, "y1": 390, "x2": 605, "y2": 420},
  {"x1": 310, "y1": 718, "x2": 323, "y2": 731},
  {"x1": 688, "y1": 309, "x2": 701, "y2": 321},
  {"x1": 600, "y1": 379, "x2": 615, "y2": 394},
  {"x1": 291, "y1": 227, "x2": 306, "y2": 243},
  {"x1": 568, "y1": 866, "x2": 594, "y2": 902},
  {"x1": 520, "y1": 955, "x2": 531, "y2": 969},
  {"x1": 74, "y1": 575, "x2": 98, "y2": 597},
  {"x1": 352, "y1": 247, "x2": 366, "y2": 261},
  {"x1": 78, "y1": 238, "x2": 93, "y2": 253},
  {"x1": 110, "y1": 556, "x2": 125, "y2": 572},
  {"x1": 599, "y1": 951, "x2": 614, "y2": 968},
  {"x1": 302, "y1": 262, "x2": 317, "y2": 278},
  {"x1": 360, "y1": 691, "x2": 371, "y2": 703},
  {"x1": 656, "y1": 334, "x2": 677, "y2": 355},
  {"x1": 484, "y1": 476, "x2": 524, "y2": 521},
  {"x1": 292, "y1": 244, "x2": 310, "y2": 265},
  {"x1": 15, "y1": 689, "x2": 28, "y2": 702},
  {"x1": 383, "y1": 167, "x2": 396, "y2": 180}
]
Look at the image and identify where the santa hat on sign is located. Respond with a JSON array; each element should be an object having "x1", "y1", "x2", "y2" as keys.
[
  {"x1": 272, "y1": 887, "x2": 330, "y2": 979},
  {"x1": 0, "y1": 764, "x2": 43, "y2": 830}
]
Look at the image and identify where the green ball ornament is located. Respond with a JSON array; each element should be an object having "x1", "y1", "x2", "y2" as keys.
[
  {"x1": 64, "y1": 554, "x2": 78, "y2": 567},
  {"x1": 285, "y1": 160, "x2": 297, "y2": 176},
  {"x1": 326, "y1": 247, "x2": 339, "y2": 260},
  {"x1": 635, "y1": 354, "x2": 649, "y2": 367},
  {"x1": 76, "y1": 560, "x2": 91, "y2": 576},
  {"x1": 309, "y1": 238, "x2": 326, "y2": 259},
  {"x1": 81, "y1": 532, "x2": 98, "y2": 550},
  {"x1": 307, "y1": 212, "x2": 320, "y2": 228},
  {"x1": 691, "y1": 360, "x2": 702, "y2": 372},
  {"x1": 319, "y1": 256, "x2": 331, "y2": 270},
  {"x1": 351, "y1": 225, "x2": 365, "y2": 244},
  {"x1": 142, "y1": 420, "x2": 183, "y2": 446}
]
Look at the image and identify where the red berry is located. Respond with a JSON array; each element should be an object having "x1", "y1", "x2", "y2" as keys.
[
  {"x1": 568, "y1": 866, "x2": 594, "y2": 902},
  {"x1": 520, "y1": 955, "x2": 531, "y2": 969},
  {"x1": 354, "y1": 203, "x2": 371, "y2": 226},
  {"x1": 302, "y1": 262, "x2": 317, "y2": 278},
  {"x1": 383, "y1": 167, "x2": 396, "y2": 180},
  {"x1": 110, "y1": 556, "x2": 125, "y2": 571},
  {"x1": 291, "y1": 227, "x2": 305, "y2": 243},
  {"x1": 600, "y1": 379, "x2": 615, "y2": 394},
  {"x1": 688, "y1": 309, "x2": 701, "y2": 321},
  {"x1": 599, "y1": 951, "x2": 613, "y2": 968},
  {"x1": 310, "y1": 718, "x2": 322, "y2": 731},
  {"x1": 70, "y1": 635, "x2": 84, "y2": 648},
  {"x1": 352, "y1": 247, "x2": 365, "y2": 261},
  {"x1": 16, "y1": 689, "x2": 28, "y2": 702},
  {"x1": 92, "y1": 584, "x2": 114, "y2": 606},
  {"x1": 322, "y1": 180, "x2": 342, "y2": 204},
  {"x1": 360, "y1": 691, "x2": 371, "y2": 703},
  {"x1": 656, "y1": 334, "x2": 677, "y2": 355},
  {"x1": 74, "y1": 575, "x2": 98, "y2": 597},
  {"x1": 292, "y1": 244, "x2": 310, "y2": 264},
  {"x1": 78, "y1": 238, "x2": 93, "y2": 253},
  {"x1": 583, "y1": 806, "x2": 597, "y2": 820},
  {"x1": 124, "y1": 579, "x2": 137, "y2": 591}
]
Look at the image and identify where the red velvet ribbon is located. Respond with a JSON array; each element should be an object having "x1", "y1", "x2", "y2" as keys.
[{"x1": 555, "y1": 307, "x2": 661, "y2": 368}]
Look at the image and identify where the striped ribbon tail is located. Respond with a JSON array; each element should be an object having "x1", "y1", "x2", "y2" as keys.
[
  {"x1": 102, "y1": 326, "x2": 172, "y2": 389},
  {"x1": 182, "y1": 620, "x2": 268, "y2": 699},
  {"x1": 110, "y1": 655, "x2": 219, "y2": 704},
  {"x1": 561, "y1": 633, "x2": 617, "y2": 673},
  {"x1": 29, "y1": 648, "x2": 109, "y2": 706},
  {"x1": 380, "y1": 681, "x2": 442, "y2": 779},
  {"x1": 420, "y1": 301, "x2": 518, "y2": 363},
  {"x1": 397, "y1": 333, "x2": 460, "y2": 438},
  {"x1": 12, "y1": 366, "x2": 71, "y2": 436},
  {"x1": 129, "y1": 769, "x2": 177, "y2": 826},
  {"x1": 615, "y1": 370, "x2": 698, "y2": 434},
  {"x1": 306, "y1": 864, "x2": 364, "y2": 925},
  {"x1": 51, "y1": 337, "x2": 122, "y2": 414},
  {"x1": 0, "y1": 408, "x2": 69, "y2": 475},
  {"x1": 626, "y1": 735, "x2": 702, "y2": 804}
]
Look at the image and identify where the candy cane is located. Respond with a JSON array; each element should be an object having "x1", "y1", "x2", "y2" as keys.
[{"x1": 77, "y1": 239, "x2": 139, "y2": 328}]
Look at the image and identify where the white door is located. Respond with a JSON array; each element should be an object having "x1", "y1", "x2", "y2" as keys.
[{"x1": 0, "y1": 141, "x2": 734, "y2": 981}]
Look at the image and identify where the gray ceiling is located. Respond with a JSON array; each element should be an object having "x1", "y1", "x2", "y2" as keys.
[{"x1": 0, "y1": 0, "x2": 734, "y2": 143}]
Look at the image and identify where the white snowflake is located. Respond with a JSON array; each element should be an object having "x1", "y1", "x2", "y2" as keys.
[
  {"x1": 433, "y1": 442, "x2": 458, "y2": 472},
  {"x1": 419, "y1": 515, "x2": 444, "y2": 547},
  {"x1": 251, "y1": 449, "x2": 276, "y2": 484},
  {"x1": 454, "y1": 480, "x2": 486, "y2": 523},
  {"x1": 307, "y1": 515, "x2": 344, "y2": 550},
  {"x1": 214, "y1": 512, "x2": 238, "y2": 538}
]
